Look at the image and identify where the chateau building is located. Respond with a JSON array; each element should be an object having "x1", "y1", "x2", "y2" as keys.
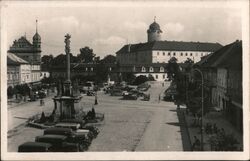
[
  {"x1": 116, "y1": 19, "x2": 223, "y2": 81},
  {"x1": 8, "y1": 20, "x2": 41, "y2": 84}
]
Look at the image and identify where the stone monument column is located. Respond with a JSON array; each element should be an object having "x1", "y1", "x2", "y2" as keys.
[{"x1": 64, "y1": 34, "x2": 71, "y2": 96}]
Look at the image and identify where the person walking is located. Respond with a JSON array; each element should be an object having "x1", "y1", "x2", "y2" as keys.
[
  {"x1": 192, "y1": 136, "x2": 201, "y2": 151},
  {"x1": 158, "y1": 94, "x2": 161, "y2": 103}
]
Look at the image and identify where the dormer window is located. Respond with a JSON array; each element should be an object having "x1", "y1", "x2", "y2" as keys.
[
  {"x1": 141, "y1": 66, "x2": 146, "y2": 72},
  {"x1": 149, "y1": 67, "x2": 154, "y2": 72},
  {"x1": 160, "y1": 66, "x2": 164, "y2": 72}
]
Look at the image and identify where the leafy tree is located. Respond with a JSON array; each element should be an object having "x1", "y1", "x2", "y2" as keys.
[
  {"x1": 184, "y1": 58, "x2": 194, "y2": 72},
  {"x1": 7, "y1": 86, "x2": 14, "y2": 99},
  {"x1": 166, "y1": 57, "x2": 180, "y2": 81},
  {"x1": 148, "y1": 74, "x2": 155, "y2": 81},
  {"x1": 122, "y1": 73, "x2": 136, "y2": 84},
  {"x1": 41, "y1": 55, "x2": 53, "y2": 66},
  {"x1": 51, "y1": 53, "x2": 77, "y2": 65},
  {"x1": 101, "y1": 55, "x2": 116, "y2": 64},
  {"x1": 77, "y1": 47, "x2": 96, "y2": 63},
  {"x1": 133, "y1": 75, "x2": 148, "y2": 85},
  {"x1": 51, "y1": 54, "x2": 66, "y2": 65},
  {"x1": 95, "y1": 61, "x2": 109, "y2": 83}
]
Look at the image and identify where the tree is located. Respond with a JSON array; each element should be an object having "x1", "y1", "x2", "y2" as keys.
[
  {"x1": 184, "y1": 58, "x2": 194, "y2": 72},
  {"x1": 77, "y1": 47, "x2": 96, "y2": 63},
  {"x1": 166, "y1": 57, "x2": 180, "y2": 81},
  {"x1": 133, "y1": 75, "x2": 148, "y2": 85},
  {"x1": 7, "y1": 86, "x2": 14, "y2": 99},
  {"x1": 41, "y1": 55, "x2": 53, "y2": 66},
  {"x1": 122, "y1": 73, "x2": 136, "y2": 84},
  {"x1": 148, "y1": 74, "x2": 155, "y2": 81},
  {"x1": 101, "y1": 55, "x2": 116, "y2": 64}
]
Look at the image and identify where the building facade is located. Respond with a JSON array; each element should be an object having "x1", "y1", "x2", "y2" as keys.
[
  {"x1": 8, "y1": 20, "x2": 41, "y2": 84},
  {"x1": 195, "y1": 40, "x2": 242, "y2": 132},
  {"x1": 116, "y1": 20, "x2": 222, "y2": 81},
  {"x1": 7, "y1": 53, "x2": 31, "y2": 87}
]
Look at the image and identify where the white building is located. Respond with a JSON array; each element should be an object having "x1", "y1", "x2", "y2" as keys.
[
  {"x1": 116, "y1": 20, "x2": 223, "y2": 81},
  {"x1": 7, "y1": 53, "x2": 31, "y2": 87}
]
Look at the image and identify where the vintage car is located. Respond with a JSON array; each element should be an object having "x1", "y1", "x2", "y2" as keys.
[
  {"x1": 55, "y1": 122, "x2": 94, "y2": 141},
  {"x1": 43, "y1": 127, "x2": 90, "y2": 151},
  {"x1": 18, "y1": 142, "x2": 52, "y2": 152},
  {"x1": 80, "y1": 81, "x2": 95, "y2": 93},
  {"x1": 123, "y1": 92, "x2": 138, "y2": 100},
  {"x1": 60, "y1": 119, "x2": 86, "y2": 128},
  {"x1": 35, "y1": 134, "x2": 79, "y2": 152},
  {"x1": 55, "y1": 122, "x2": 81, "y2": 130}
]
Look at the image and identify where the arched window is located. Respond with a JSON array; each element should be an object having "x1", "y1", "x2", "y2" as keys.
[
  {"x1": 160, "y1": 67, "x2": 164, "y2": 72},
  {"x1": 149, "y1": 67, "x2": 154, "y2": 72},
  {"x1": 141, "y1": 66, "x2": 146, "y2": 72}
]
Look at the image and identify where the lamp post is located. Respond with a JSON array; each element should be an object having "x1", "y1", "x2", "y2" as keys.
[{"x1": 193, "y1": 68, "x2": 204, "y2": 151}]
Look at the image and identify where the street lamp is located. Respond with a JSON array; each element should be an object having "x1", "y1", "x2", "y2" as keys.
[{"x1": 193, "y1": 68, "x2": 204, "y2": 151}]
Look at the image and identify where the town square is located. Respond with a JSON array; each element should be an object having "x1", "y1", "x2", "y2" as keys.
[{"x1": 1, "y1": 0, "x2": 249, "y2": 160}]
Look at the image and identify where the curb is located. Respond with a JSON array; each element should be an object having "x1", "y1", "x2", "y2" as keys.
[{"x1": 182, "y1": 111, "x2": 193, "y2": 150}]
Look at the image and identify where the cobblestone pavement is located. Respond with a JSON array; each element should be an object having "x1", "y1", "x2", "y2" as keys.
[{"x1": 7, "y1": 81, "x2": 191, "y2": 152}]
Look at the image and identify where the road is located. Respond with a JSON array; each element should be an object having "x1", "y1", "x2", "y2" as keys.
[{"x1": 7, "y1": 81, "x2": 191, "y2": 152}]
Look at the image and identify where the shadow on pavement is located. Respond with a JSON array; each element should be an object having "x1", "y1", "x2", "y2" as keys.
[
  {"x1": 166, "y1": 122, "x2": 182, "y2": 126},
  {"x1": 169, "y1": 109, "x2": 177, "y2": 112},
  {"x1": 176, "y1": 108, "x2": 192, "y2": 151}
]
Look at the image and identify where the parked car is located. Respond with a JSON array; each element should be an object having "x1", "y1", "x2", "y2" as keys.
[
  {"x1": 55, "y1": 122, "x2": 81, "y2": 131},
  {"x1": 55, "y1": 122, "x2": 94, "y2": 143},
  {"x1": 35, "y1": 134, "x2": 79, "y2": 152},
  {"x1": 43, "y1": 127, "x2": 89, "y2": 151},
  {"x1": 123, "y1": 91, "x2": 138, "y2": 100},
  {"x1": 18, "y1": 142, "x2": 52, "y2": 152},
  {"x1": 38, "y1": 90, "x2": 47, "y2": 98},
  {"x1": 80, "y1": 81, "x2": 94, "y2": 93},
  {"x1": 87, "y1": 90, "x2": 95, "y2": 96}
]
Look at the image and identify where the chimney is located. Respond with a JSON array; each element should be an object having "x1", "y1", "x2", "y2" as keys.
[{"x1": 128, "y1": 44, "x2": 131, "y2": 53}]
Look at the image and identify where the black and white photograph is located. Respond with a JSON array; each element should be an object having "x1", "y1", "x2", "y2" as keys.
[{"x1": 1, "y1": 0, "x2": 249, "y2": 160}]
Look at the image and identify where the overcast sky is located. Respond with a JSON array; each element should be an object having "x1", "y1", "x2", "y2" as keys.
[{"x1": 3, "y1": 0, "x2": 243, "y2": 58}]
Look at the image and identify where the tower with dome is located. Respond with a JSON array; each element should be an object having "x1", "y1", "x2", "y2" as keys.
[{"x1": 147, "y1": 18, "x2": 162, "y2": 42}]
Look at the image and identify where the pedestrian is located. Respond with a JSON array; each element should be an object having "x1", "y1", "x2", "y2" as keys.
[
  {"x1": 40, "y1": 99, "x2": 43, "y2": 106},
  {"x1": 192, "y1": 136, "x2": 201, "y2": 151},
  {"x1": 158, "y1": 94, "x2": 161, "y2": 103}
]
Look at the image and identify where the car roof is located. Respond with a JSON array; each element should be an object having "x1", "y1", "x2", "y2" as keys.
[
  {"x1": 36, "y1": 134, "x2": 67, "y2": 139},
  {"x1": 19, "y1": 142, "x2": 52, "y2": 148},
  {"x1": 56, "y1": 122, "x2": 80, "y2": 127},
  {"x1": 44, "y1": 127, "x2": 72, "y2": 132}
]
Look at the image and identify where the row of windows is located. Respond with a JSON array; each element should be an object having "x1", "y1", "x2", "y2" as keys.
[
  {"x1": 154, "y1": 74, "x2": 165, "y2": 79},
  {"x1": 157, "y1": 52, "x2": 208, "y2": 57},
  {"x1": 141, "y1": 67, "x2": 164, "y2": 72},
  {"x1": 8, "y1": 73, "x2": 19, "y2": 80}
]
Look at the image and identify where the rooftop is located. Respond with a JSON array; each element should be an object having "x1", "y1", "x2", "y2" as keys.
[
  {"x1": 116, "y1": 41, "x2": 223, "y2": 54},
  {"x1": 7, "y1": 53, "x2": 28, "y2": 65}
]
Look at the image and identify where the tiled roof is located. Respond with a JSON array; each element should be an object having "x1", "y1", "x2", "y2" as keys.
[
  {"x1": 116, "y1": 41, "x2": 222, "y2": 54},
  {"x1": 197, "y1": 40, "x2": 242, "y2": 69},
  {"x1": 213, "y1": 41, "x2": 242, "y2": 69},
  {"x1": 7, "y1": 53, "x2": 28, "y2": 65}
]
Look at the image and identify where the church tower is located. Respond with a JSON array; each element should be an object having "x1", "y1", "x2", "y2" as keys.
[
  {"x1": 33, "y1": 20, "x2": 41, "y2": 51},
  {"x1": 147, "y1": 17, "x2": 162, "y2": 42},
  {"x1": 32, "y1": 20, "x2": 41, "y2": 62}
]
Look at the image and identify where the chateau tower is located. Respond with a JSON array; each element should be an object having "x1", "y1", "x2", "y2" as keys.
[{"x1": 147, "y1": 17, "x2": 162, "y2": 42}]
